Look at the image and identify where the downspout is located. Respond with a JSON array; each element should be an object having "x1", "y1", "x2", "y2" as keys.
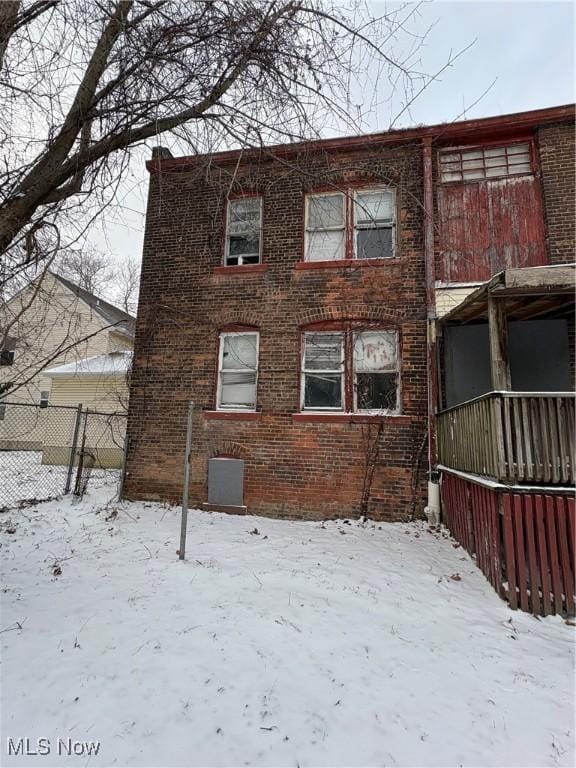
[{"x1": 422, "y1": 137, "x2": 440, "y2": 524}]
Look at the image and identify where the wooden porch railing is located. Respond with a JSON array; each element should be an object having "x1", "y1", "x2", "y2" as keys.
[
  {"x1": 437, "y1": 392, "x2": 575, "y2": 485},
  {"x1": 441, "y1": 472, "x2": 575, "y2": 617}
]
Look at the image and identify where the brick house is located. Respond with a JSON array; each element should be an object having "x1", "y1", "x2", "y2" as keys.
[{"x1": 123, "y1": 104, "x2": 574, "y2": 525}]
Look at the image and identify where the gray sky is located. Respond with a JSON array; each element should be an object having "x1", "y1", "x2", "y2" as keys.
[{"x1": 92, "y1": 0, "x2": 575, "y2": 270}]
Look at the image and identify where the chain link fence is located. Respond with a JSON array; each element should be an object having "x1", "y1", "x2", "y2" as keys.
[{"x1": 0, "y1": 401, "x2": 127, "y2": 509}]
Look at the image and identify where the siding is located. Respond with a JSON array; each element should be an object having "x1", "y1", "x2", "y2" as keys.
[
  {"x1": 43, "y1": 375, "x2": 128, "y2": 468},
  {"x1": 0, "y1": 273, "x2": 131, "y2": 448},
  {"x1": 435, "y1": 286, "x2": 481, "y2": 318}
]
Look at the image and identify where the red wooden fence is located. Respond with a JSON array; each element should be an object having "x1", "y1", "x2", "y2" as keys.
[{"x1": 442, "y1": 472, "x2": 575, "y2": 617}]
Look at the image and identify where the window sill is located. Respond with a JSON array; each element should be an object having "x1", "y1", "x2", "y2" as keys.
[
  {"x1": 203, "y1": 410, "x2": 263, "y2": 421},
  {"x1": 292, "y1": 412, "x2": 412, "y2": 424},
  {"x1": 213, "y1": 264, "x2": 268, "y2": 275},
  {"x1": 294, "y1": 258, "x2": 397, "y2": 271}
]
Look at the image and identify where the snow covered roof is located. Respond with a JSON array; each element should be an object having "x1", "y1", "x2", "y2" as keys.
[{"x1": 45, "y1": 351, "x2": 132, "y2": 378}]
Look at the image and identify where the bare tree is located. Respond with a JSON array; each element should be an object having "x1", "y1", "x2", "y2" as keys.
[
  {"x1": 55, "y1": 247, "x2": 116, "y2": 296},
  {"x1": 0, "y1": 0, "x2": 469, "y2": 401},
  {"x1": 114, "y1": 257, "x2": 140, "y2": 315},
  {"x1": 0, "y1": 1, "x2": 448, "y2": 295}
]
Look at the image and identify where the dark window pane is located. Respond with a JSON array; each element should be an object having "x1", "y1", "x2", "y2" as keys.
[
  {"x1": 304, "y1": 373, "x2": 342, "y2": 409},
  {"x1": 356, "y1": 373, "x2": 397, "y2": 410},
  {"x1": 0, "y1": 350, "x2": 14, "y2": 366},
  {"x1": 356, "y1": 227, "x2": 393, "y2": 259},
  {"x1": 229, "y1": 234, "x2": 260, "y2": 257}
]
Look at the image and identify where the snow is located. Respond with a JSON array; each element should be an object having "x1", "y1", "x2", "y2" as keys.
[
  {"x1": 44, "y1": 351, "x2": 132, "y2": 377},
  {"x1": 1, "y1": 481, "x2": 574, "y2": 768},
  {"x1": 0, "y1": 451, "x2": 116, "y2": 508}
]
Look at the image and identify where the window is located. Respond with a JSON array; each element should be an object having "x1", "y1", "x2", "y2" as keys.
[
  {"x1": 354, "y1": 331, "x2": 399, "y2": 411},
  {"x1": 440, "y1": 142, "x2": 532, "y2": 183},
  {"x1": 305, "y1": 188, "x2": 396, "y2": 262},
  {"x1": 302, "y1": 332, "x2": 344, "y2": 410},
  {"x1": 301, "y1": 328, "x2": 400, "y2": 413},
  {"x1": 225, "y1": 198, "x2": 262, "y2": 266},
  {"x1": 0, "y1": 402, "x2": 6, "y2": 421},
  {"x1": 355, "y1": 191, "x2": 396, "y2": 260},
  {"x1": 217, "y1": 332, "x2": 259, "y2": 410},
  {"x1": 39, "y1": 391, "x2": 50, "y2": 409},
  {"x1": 0, "y1": 337, "x2": 16, "y2": 366},
  {"x1": 306, "y1": 194, "x2": 346, "y2": 262}
]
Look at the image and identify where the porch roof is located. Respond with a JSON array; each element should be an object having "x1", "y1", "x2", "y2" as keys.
[{"x1": 439, "y1": 264, "x2": 576, "y2": 324}]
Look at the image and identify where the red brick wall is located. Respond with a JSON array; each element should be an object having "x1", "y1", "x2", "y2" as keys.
[
  {"x1": 124, "y1": 143, "x2": 429, "y2": 521},
  {"x1": 537, "y1": 121, "x2": 576, "y2": 264}
]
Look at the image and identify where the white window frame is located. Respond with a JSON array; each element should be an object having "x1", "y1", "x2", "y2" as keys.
[
  {"x1": 216, "y1": 331, "x2": 260, "y2": 411},
  {"x1": 224, "y1": 197, "x2": 263, "y2": 266},
  {"x1": 352, "y1": 330, "x2": 400, "y2": 414},
  {"x1": 304, "y1": 192, "x2": 346, "y2": 262},
  {"x1": 305, "y1": 187, "x2": 397, "y2": 262},
  {"x1": 39, "y1": 391, "x2": 50, "y2": 409},
  {"x1": 300, "y1": 331, "x2": 345, "y2": 412},
  {"x1": 353, "y1": 187, "x2": 396, "y2": 260}
]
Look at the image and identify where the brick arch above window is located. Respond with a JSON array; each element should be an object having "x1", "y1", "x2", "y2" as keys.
[
  {"x1": 208, "y1": 441, "x2": 251, "y2": 460},
  {"x1": 212, "y1": 308, "x2": 262, "y2": 329},
  {"x1": 297, "y1": 304, "x2": 401, "y2": 327}
]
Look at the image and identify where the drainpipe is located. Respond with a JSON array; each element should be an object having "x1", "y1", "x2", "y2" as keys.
[{"x1": 422, "y1": 137, "x2": 440, "y2": 525}]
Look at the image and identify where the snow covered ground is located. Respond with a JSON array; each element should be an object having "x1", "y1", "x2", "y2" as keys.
[
  {"x1": 0, "y1": 451, "x2": 117, "y2": 508},
  {"x1": 1, "y1": 481, "x2": 574, "y2": 768}
]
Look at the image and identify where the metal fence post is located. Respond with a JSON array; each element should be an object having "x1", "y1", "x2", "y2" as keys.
[
  {"x1": 179, "y1": 401, "x2": 194, "y2": 561},
  {"x1": 64, "y1": 403, "x2": 83, "y2": 495},
  {"x1": 117, "y1": 423, "x2": 129, "y2": 501}
]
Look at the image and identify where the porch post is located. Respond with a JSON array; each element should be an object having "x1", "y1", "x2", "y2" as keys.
[{"x1": 487, "y1": 296, "x2": 511, "y2": 390}]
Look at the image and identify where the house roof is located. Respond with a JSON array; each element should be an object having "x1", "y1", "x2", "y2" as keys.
[
  {"x1": 147, "y1": 103, "x2": 575, "y2": 173},
  {"x1": 439, "y1": 264, "x2": 576, "y2": 325},
  {"x1": 45, "y1": 351, "x2": 132, "y2": 378},
  {"x1": 52, "y1": 272, "x2": 136, "y2": 337}
]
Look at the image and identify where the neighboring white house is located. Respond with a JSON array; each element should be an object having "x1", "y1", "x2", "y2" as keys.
[
  {"x1": 0, "y1": 271, "x2": 135, "y2": 454},
  {"x1": 43, "y1": 351, "x2": 132, "y2": 468}
]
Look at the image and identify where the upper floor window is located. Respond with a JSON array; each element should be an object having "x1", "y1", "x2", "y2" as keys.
[
  {"x1": 0, "y1": 337, "x2": 16, "y2": 366},
  {"x1": 305, "y1": 187, "x2": 396, "y2": 262},
  {"x1": 225, "y1": 198, "x2": 262, "y2": 266},
  {"x1": 39, "y1": 391, "x2": 50, "y2": 409},
  {"x1": 301, "y1": 328, "x2": 399, "y2": 413},
  {"x1": 440, "y1": 142, "x2": 532, "y2": 183},
  {"x1": 217, "y1": 331, "x2": 259, "y2": 410}
]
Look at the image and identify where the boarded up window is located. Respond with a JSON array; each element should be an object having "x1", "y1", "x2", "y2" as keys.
[{"x1": 437, "y1": 141, "x2": 547, "y2": 283}]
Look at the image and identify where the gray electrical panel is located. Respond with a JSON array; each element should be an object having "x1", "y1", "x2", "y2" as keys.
[{"x1": 208, "y1": 457, "x2": 244, "y2": 507}]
